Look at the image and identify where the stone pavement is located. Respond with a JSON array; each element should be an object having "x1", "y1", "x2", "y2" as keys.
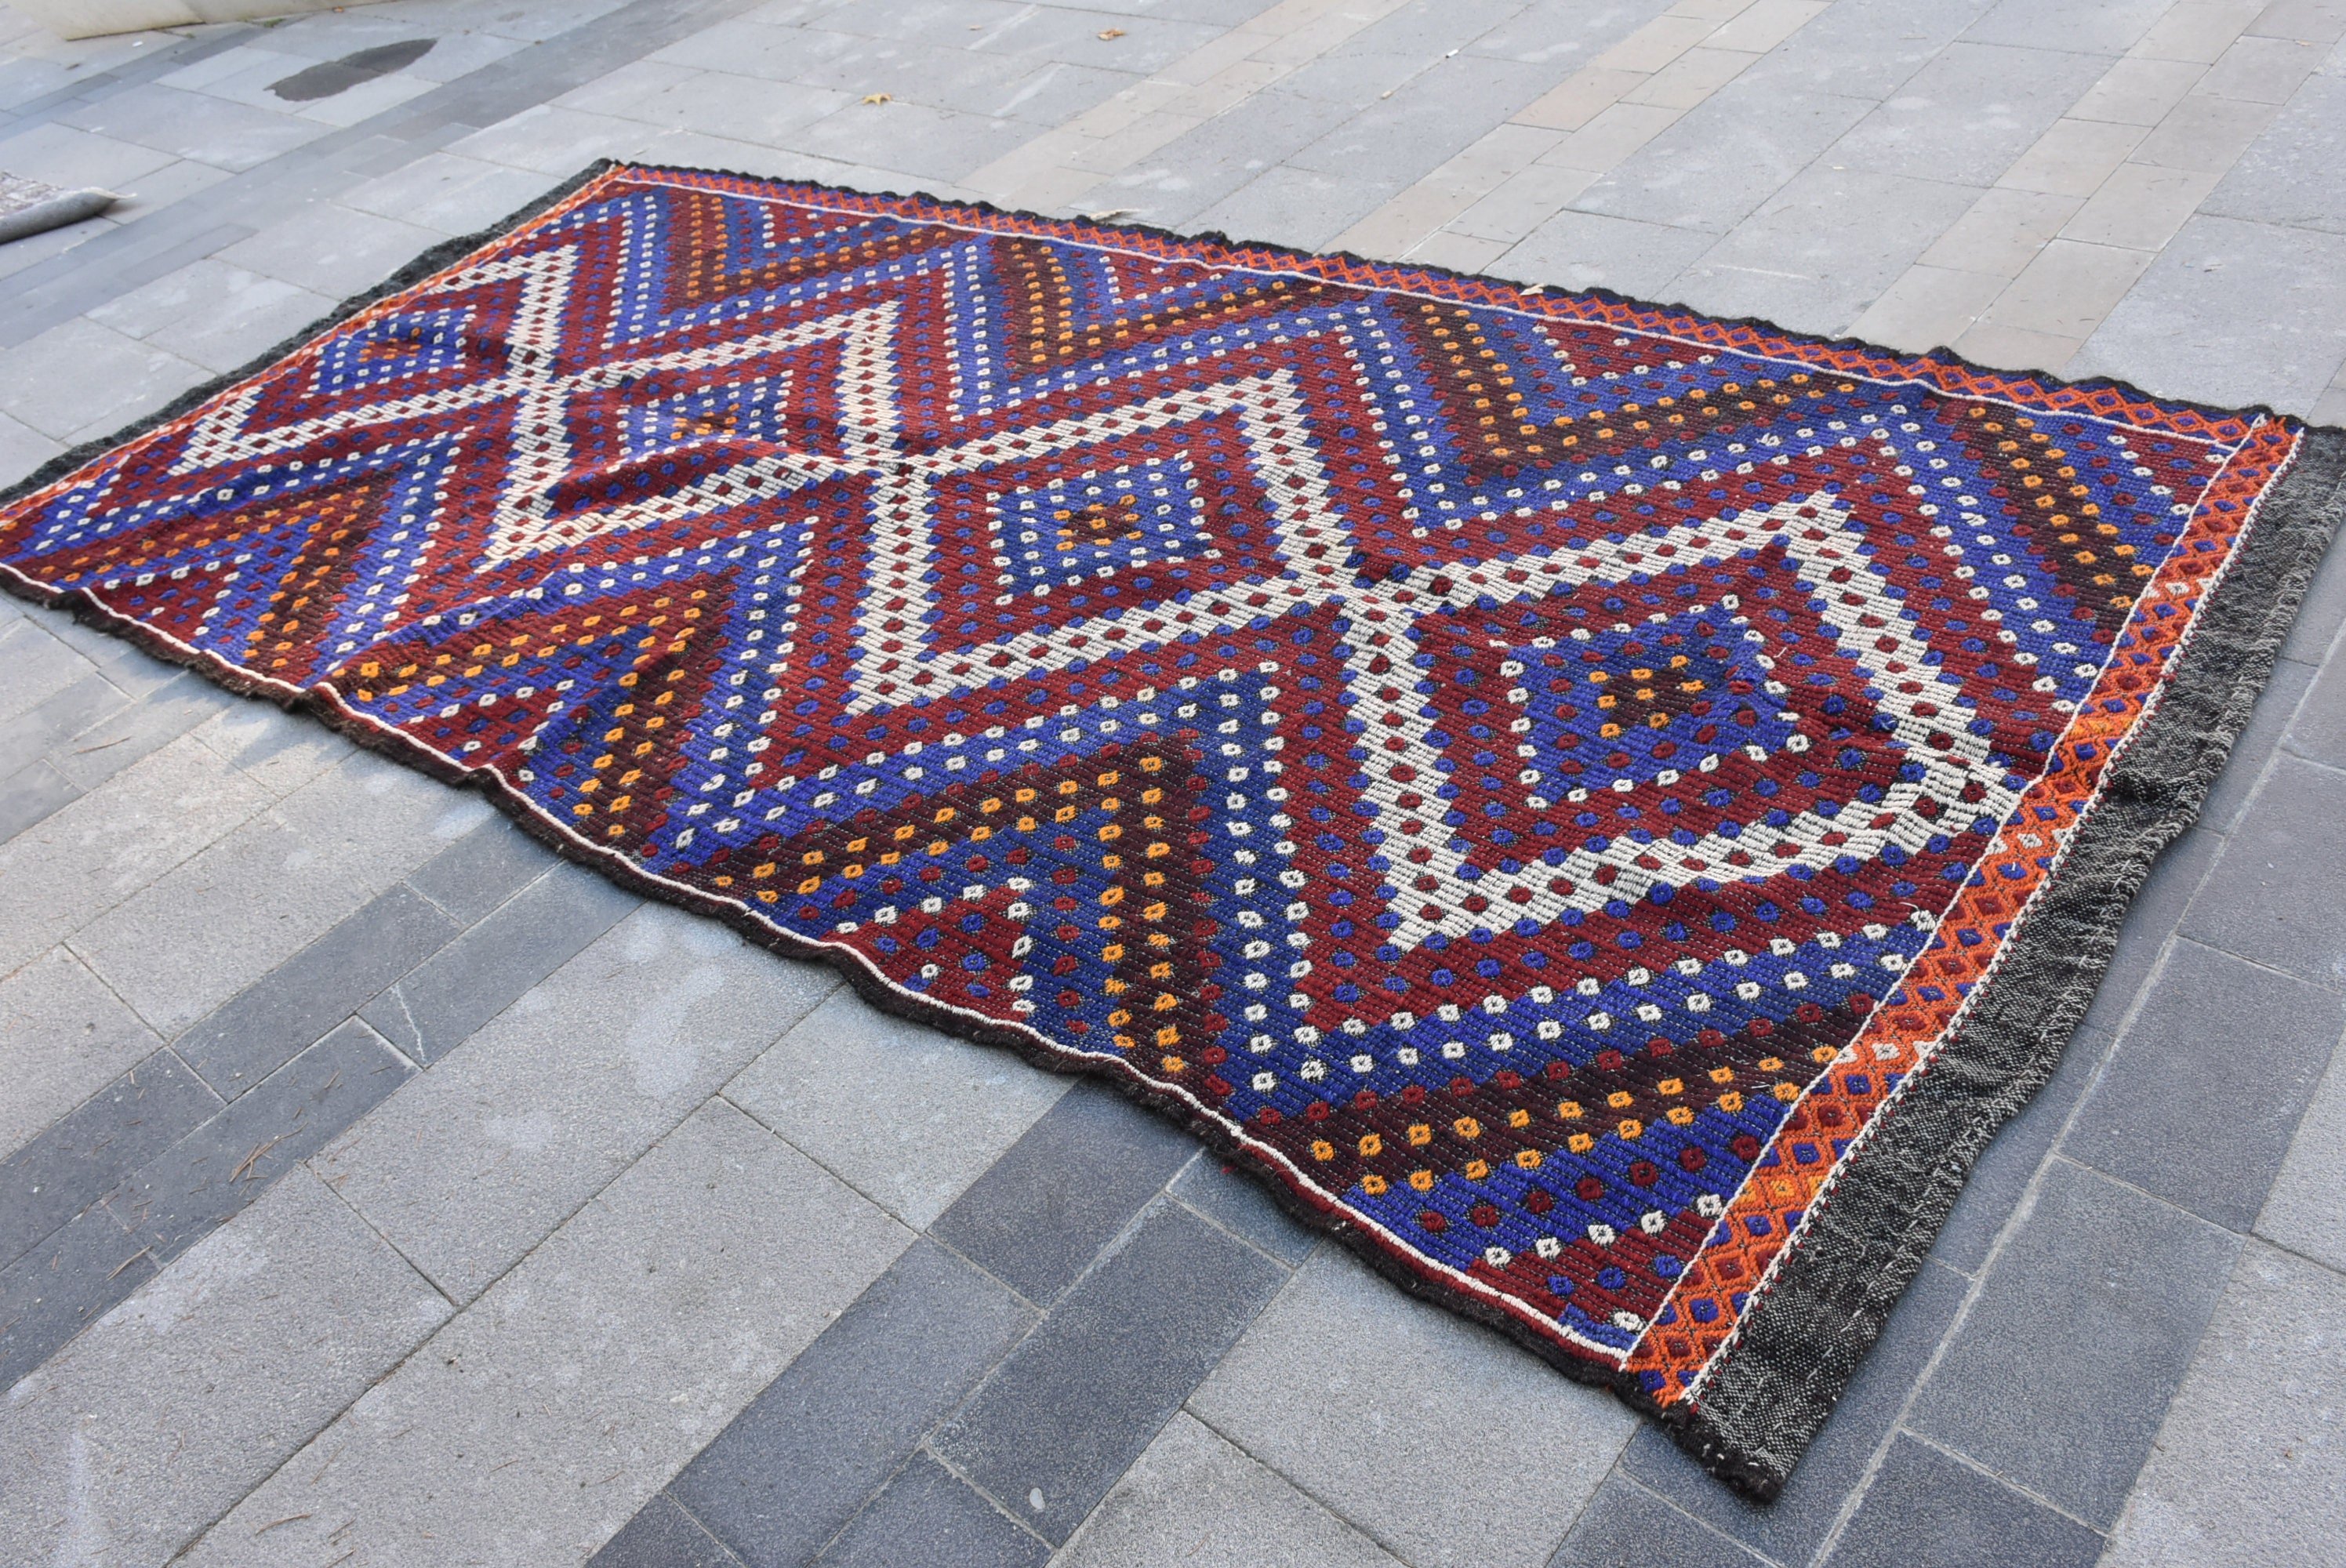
[{"x1": 0, "y1": 0, "x2": 2344, "y2": 1562}]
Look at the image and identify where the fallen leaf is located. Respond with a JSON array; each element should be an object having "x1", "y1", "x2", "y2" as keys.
[
  {"x1": 862, "y1": 92, "x2": 892, "y2": 104},
  {"x1": 1098, "y1": 27, "x2": 1126, "y2": 38}
]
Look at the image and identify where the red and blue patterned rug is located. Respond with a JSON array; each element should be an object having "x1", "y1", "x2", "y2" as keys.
[{"x1": 4, "y1": 164, "x2": 2337, "y2": 1497}]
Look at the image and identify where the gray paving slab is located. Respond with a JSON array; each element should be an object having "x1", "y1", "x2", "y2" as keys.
[
  {"x1": 1962, "y1": 0, "x2": 2174, "y2": 55},
  {"x1": 174, "y1": 881, "x2": 460, "y2": 1098},
  {"x1": 1189, "y1": 1247, "x2": 1636, "y2": 1568},
  {"x1": 179, "y1": 1099, "x2": 910, "y2": 1568},
  {"x1": 1737, "y1": 0, "x2": 1996, "y2": 100},
  {"x1": 1167, "y1": 1150, "x2": 1318, "y2": 1266},
  {"x1": 87, "y1": 254, "x2": 334, "y2": 372},
  {"x1": 1622, "y1": 1261, "x2": 1972, "y2": 1564},
  {"x1": 338, "y1": 149, "x2": 562, "y2": 234},
  {"x1": 1818, "y1": 1435, "x2": 2106, "y2": 1568},
  {"x1": 0, "y1": 1048, "x2": 215, "y2": 1272},
  {"x1": 2065, "y1": 936, "x2": 2344, "y2": 1230},
  {"x1": 2104, "y1": 1241, "x2": 2346, "y2": 1568},
  {"x1": 325, "y1": 903, "x2": 833, "y2": 1302},
  {"x1": 189, "y1": 697, "x2": 358, "y2": 799},
  {"x1": 786, "y1": 98, "x2": 1037, "y2": 183},
  {"x1": 666, "y1": 1236, "x2": 1033, "y2": 1567},
  {"x1": 1286, "y1": 53, "x2": 1557, "y2": 186},
  {"x1": 2072, "y1": 214, "x2": 2346, "y2": 415},
  {"x1": 1498, "y1": 209, "x2": 1720, "y2": 298},
  {"x1": 816, "y1": 1451, "x2": 1047, "y2": 1568},
  {"x1": 0, "y1": 1167, "x2": 452, "y2": 1568},
  {"x1": 74, "y1": 746, "x2": 481, "y2": 1037},
  {"x1": 0, "y1": 734, "x2": 269, "y2": 982},
  {"x1": 1673, "y1": 164, "x2": 1980, "y2": 335},
  {"x1": 1091, "y1": 89, "x2": 1356, "y2": 226},
  {"x1": 212, "y1": 195, "x2": 448, "y2": 297},
  {"x1": 932, "y1": 1197, "x2": 1287, "y2": 1545},
  {"x1": 43, "y1": 668, "x2": 234, "y2": 791},
  {"x1": 2257, "y1": 1036, "x2": 2346, "y2": 1272},
  {"x1": 1058, "y1": 1410, "x2": 1407, "y2": 1568},
  {"x1": 1905, "y1": 1157, "x2": 2241, "y2": 1527},
  {"x1": 2183, "y1": 752, "x2": 2346, "y2": 989},
  {"x1": 0, "y1": 314, "x2": 205, "y2": 443},
  {"x1": 0, "y1": 765, "x2": 81, "y2": 849},
  {"x1": 1572, "y1": 78, "x2": 1878, "y2": 234},
  {"x1": 0, "y1": 946, "x2": 164, "y2": 1164},
  {"x1": 60, "y1": 81, "x2": 335, "y2": 172},
  {"x1": 594, "y1": 1494, "x2": 750, "y2": 1568},
  {"x1": 1194, "y1": 162, "x2": 1398, "y2": 250},
  {"x1": 1547, "y1": 1473, "x2": 1769, "y2": 1568},
  {"x1": 929, "y1": 1081, "x2": 1200, "y2": 1307},
  {"x1": 359, "y1": 858, "x2": 641, "y2": 1064},
  {"x1": 724, "y1": 987, "x2": 1067, "y2": 1230},
  {"x1": 1828, "y1": 42, "x2": 2114, "y2": 187}
]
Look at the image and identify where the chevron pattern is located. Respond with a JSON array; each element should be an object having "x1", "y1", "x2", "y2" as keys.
[{"x1": 0, "y1": 166, "x2": 2307, "y2": 1470}]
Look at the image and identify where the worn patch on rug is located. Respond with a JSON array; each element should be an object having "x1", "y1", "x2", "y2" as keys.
[{"x1": 3, "y1": 163, "x2": 2338, "y2": 1498}]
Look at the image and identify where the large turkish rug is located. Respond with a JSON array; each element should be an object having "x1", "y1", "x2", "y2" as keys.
[{"x1": 3, "y1": 164, "x2": 2337, "y2": 1497}]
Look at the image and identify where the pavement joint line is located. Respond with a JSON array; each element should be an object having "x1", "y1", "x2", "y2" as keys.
[
  {"x1": 1891, "y1": 1426, "x2": 2113, "y2": 1541},
  {"x1": 916, "y1": 1438, "x2": 1062, "y2": 1553},
  {"x1": 1615, "y1": 1466, "x2": 1793, "y2": 1568},
  {"x1": 1177, "y1": 1397, "x2": 1440, "y2": 1568}
]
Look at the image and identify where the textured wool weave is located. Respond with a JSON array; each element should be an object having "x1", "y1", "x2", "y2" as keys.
[{"x1": 4, "y1": 165, "x2": 2337, "y2": 1497}]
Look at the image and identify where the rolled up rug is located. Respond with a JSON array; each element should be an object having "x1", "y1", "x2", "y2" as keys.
[{"x1": 0, "y1": 172, "x2": 116, "y2": 244}]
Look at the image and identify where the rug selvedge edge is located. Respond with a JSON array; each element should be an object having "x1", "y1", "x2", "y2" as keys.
[{"x1": 1, "y1": 159, "x2": 2339, "y2": 1504}]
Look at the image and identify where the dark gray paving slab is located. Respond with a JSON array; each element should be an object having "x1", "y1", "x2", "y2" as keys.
[
  {"x1": 0, "y1": 1050, "x2": 217, "y2": 1272},
  {"x1": 2278, "y1": 508, "x2": 2346, "y2": 668},
  {"x1": 1622, "y1": 1261, "x2": 1971, "y2": 1563},
  {"x1": 2182, "y1": 753, "x2": 2346, "y2": 990},
  {"x1": 0, "y1": 760, "x2": 78, "y2": 843},
  {"x1": 929, "y1": 1082, "x2": 1198, "y2": 1307},
  {"x1": 1819, "y1": 1436, "x2": 2104, "y2": 1568},
  {"x1": 1905, "y1": 1159, "x2": 2239, "y2": 1526},
  {"x1": 1167, "y1": 1152, "x2": 1317, "y2": 1267},
  {"x1": 2282, "y1": 623, "x2": 2346, "y2": 768},
  {"x1": 590, "y1": 1493, "x2": 747, "y2": 1568},
  {"x1": 1545, "y1": 1473, "x2": 1767, "y2": 1568},
  {"x1": 930, "y1": 1199, "x2": 1287, "y2": 1544},
  {"x1": 176, "y1": 883, "x2": 459, "y2": 1097},
  {"x1": 670, "y1": 1238, "x2": 1034, "y2": 1568},
  {"x1": 816, "y1": 1454, "x2": 1047, "y2": 1568},
  {"x1": 2065, "y1": 937, "x2": 2343, "y2": 1231},
  {"x1": 359, "y1": 862, "x2": 637, "y2": 1064},
  {"x1": 0, "y1": 1200, "x2": 148, "y2": 1392},
  {"x1": 108, "y1": 1018, "x2": 416, "y2": 1258},
  {"x1": 2201, "y1": 653, "x2": 2316, "y2": 833},
  {"x1": 404, "y1": 814, "x2": 557, "y2": 926}
]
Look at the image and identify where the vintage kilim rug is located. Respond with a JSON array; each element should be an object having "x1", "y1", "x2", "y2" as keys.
[{"x1": 2, "y1": 163, "x2": 2338, "y2": 1497}]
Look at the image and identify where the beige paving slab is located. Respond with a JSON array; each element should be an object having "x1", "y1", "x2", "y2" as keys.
[
  {"x1": 0, "y1": 1169, "x2": 452, "y2": 1568},
  {"x1": 1980, "y1": 237, "x2": 2159, "y2": 344},
  {"x1": 2070, "y1": 56, "x2": 2209, "y2": 125},
  {"x1": 2063, "y1": 162, "x2": 2223, "y2": 249},
  {"x1": 180, "y1": 1100, "x2": 910, "y2": 1568},
  {"x1": 1846, "y1": 261, "x2": 2008, "y2": 351},
  {"x1": 1917, "y1": 186, "x2": 2086, "y2": 278},
  {"x1": 1997, "y1": 116, "x2": 2152, "y2": 198},
  {"x1": 2133, "y1": 0, "x2": 2270, "y2": 64},
  {"x1": 2131, "y1": 91, "x2": 2283, "y2": 172},
  {"x1": 1952, "y1": 319, "x2": 2086, "y2": 374}
]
